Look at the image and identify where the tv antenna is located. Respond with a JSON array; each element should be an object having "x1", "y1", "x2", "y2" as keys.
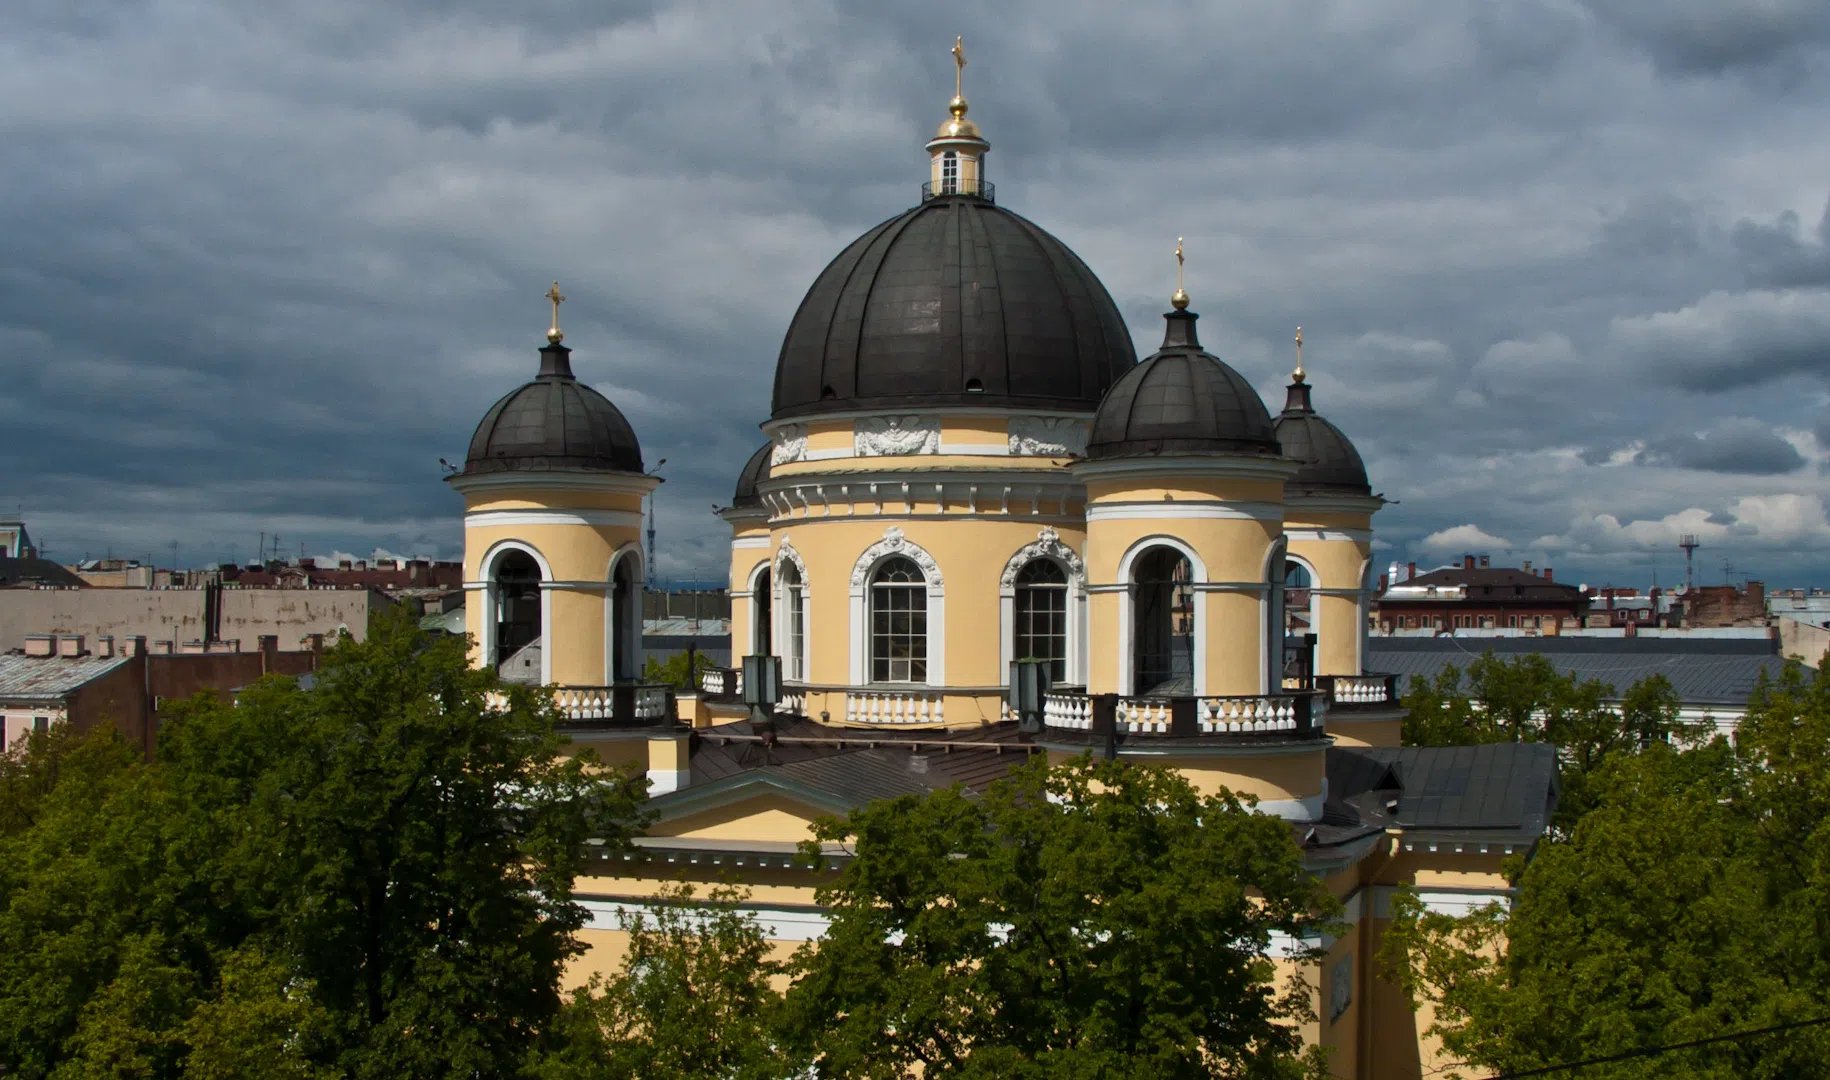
[{"x1": 1678, "y1": 534, "x2": 1700, "y2": 592}]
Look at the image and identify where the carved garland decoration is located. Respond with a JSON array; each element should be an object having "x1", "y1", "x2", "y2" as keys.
[
  {"x1": 771, "y1": 424, "x2": 808, "y2": 465},
  {"x1": 999, "y1": 526, "x2": 1086, "y2": 588},
  {"x1": 855, "y1": 415, "x2": 941, "y2": 457},
  {"x1": 850, "y1": 526, "x2": 943, "y2": 589}
]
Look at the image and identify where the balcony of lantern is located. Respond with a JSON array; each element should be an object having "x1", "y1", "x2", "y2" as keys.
[{"x1": 920, "y1": 179, "x2": 996, "y2": 203}]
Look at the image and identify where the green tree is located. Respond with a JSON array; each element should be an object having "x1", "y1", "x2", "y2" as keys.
[
  {"x1": 778, "y1": 754, "x2": 1335, "y2": 1079},
  {"x1": 537, "y1": 882, "x2": 794, "y2": 1080},
  {"x1": 644, "y1": 649, "x2": 718, "y2": 691},
  {"x1": 0, "y1": 610, "x2": 649, "y2": 1079},
  {"x1": 1382, "y1": 664, "x2": 1830, "y2": 1079}
]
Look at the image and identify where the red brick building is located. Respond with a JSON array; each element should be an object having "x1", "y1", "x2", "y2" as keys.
[{"x1": 1376, "y1": 556, "x2": 1588, "y2": 632}]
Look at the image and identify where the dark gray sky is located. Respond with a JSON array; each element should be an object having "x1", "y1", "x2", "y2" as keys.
[{"x1": 4, "y1": 0, "x2": 1828, "y2": 589}]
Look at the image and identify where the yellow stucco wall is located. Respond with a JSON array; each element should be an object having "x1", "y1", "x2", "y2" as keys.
[{"x1": 456, "y1": 476, "x2": 654, "y2": 687}]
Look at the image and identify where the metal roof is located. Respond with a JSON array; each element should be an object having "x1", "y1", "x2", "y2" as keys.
[
  {"x1": 0, "y1": 654, "x2": 132, "y2": 700},
  {"x1": 1087, "y1": 309, "x2": 1281, "y2": 460},
  {"x1": 1369, "y1": 636, "x2": 1789, "y2": 706},
  {"x1": 771, "y1": 196, "x2": 1136, "y2": 421},
  {"x1": 1326, "y1": 742, "x2": 1557, "y2": 844},
  {"x1": 461, "y1": 342, "x2": 644, "y2": 475}
]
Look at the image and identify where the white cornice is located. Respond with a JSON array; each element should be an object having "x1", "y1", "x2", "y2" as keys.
[
  {"x1": 447, "y1": 471, "x2": 661, "y2": 497},
  {"x1": 1071, "y1": 455, "x2": 1300, "y2": 483},
  {"x1": 1285, "y1": 527, "x2": 1373, "y2": 543},
  {"x1": 1285, "y1": 493, "x2": 1386, "y2": 516},
  {"x1": 760, "y1": 406, "x2": 1096, "y2": 433}
]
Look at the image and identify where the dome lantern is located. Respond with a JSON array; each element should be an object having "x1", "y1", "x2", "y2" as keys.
[{"x1": 924, "y1": 37, "x2": 991, "y2": 201}]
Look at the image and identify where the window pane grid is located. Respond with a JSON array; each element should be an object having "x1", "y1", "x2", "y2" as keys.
[
  {"x1": 1014, "y1": 558, "x2": 1069, "y2": 682},
  {"x1": 870, "y1": 556, "x2": 928, "y2": 683}
]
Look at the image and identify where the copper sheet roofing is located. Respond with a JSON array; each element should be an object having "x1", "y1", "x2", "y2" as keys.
[{"x1": 0, "y1": 654, "x2": 131, "y2": 700}]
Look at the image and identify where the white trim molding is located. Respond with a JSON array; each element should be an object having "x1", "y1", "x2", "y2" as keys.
[
  {"x1": 448, "y1": 471, "x2": 659, "y2": 497},
  {"x1": 730, "y1": 535, "x2": 771, "y2": 550},
  {"x1": 465, "y1": 508, "x2": 644, "y2": 529},
  {"x1": 774, "y1": 539, "x2": 811, "y2": 681},
  {"x1": 849, "y1": 527, "x2": 946, "y2": 686},
  {"x1": 1072, "y1": 455, "x2": 1301, "y2": 484},
  {"x1": 606, "y1": 543, "x2": 644, "y2": 683}
]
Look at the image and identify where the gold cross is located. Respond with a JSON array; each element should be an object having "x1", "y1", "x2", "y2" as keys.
[
  {"x1": 952, "y1": 36, "x2": 966, "y2": 98},
  {"x1": 1294, "y1": 326, "x2": 1306, "y2": 384},
  {"x1": 545, "y1": 281, "x2": 566, "y2": 343},
  {"x1": 1175, "y1": 237, "x2": 1185, "y2": 290}
]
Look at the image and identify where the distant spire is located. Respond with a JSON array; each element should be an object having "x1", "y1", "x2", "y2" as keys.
[
  {"x1": 1283, "y1": 326, "x2": 1314, "y2": 414},
  {"x1": 952, "y1": 35, "x2": 966, "y2": 106},
  {"x1": 1171, "y1": 237, "x2": 1189, "y2": 310},
  {"x1": 545, "y1": 281, "x2": 566, "y2": 344},
  {"x1": 1293, "y1": 326, "x2": 1305, "y2": 383}
]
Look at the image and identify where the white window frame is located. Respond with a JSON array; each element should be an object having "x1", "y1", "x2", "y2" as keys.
[
  {"x1": 848, "y1": 528, "x2": 944, "y2": 687},
  {"x1": 998, "y1": 528, "x2": 1087, "y2": 687},
  {"x1": 479, "y1": 539, "x2": 553, "y2": 686},
  {"x1": 1115, "y1": 536, "x2": 1206, "y2": 697}
]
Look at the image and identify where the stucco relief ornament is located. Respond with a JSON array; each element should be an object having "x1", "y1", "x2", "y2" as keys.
[
  {"x1": 774, "y1": 537, "x2": 808, "y2": 586},
  {"x1": 851, "y1": 525, "x2": 943, "y2": 588},
  {"x1": 855, "y1": 415, "x2": 940, "y2": 457},
  {"x1": 1000, "y1": 526, "x2": 1086, "y2": 587},
  {"x1": 1007, "y1": 416, "x2": 1089, "y2": 458},
  {"x1": 772, "y1": 424, "x2": 808, "y2": 465}
]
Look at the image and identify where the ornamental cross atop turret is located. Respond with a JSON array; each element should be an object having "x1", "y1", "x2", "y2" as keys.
[
  {"x1": 545, "y1": 281, "x2": 566, "y2": 344},
  {"x1": 952, "y1": 36, "x2": 966, "y2": 98}
]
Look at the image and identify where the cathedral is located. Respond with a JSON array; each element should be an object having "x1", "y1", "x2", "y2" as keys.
[{"x1": 447, "y1": 46, "x2": 1555, "y2": 1080}]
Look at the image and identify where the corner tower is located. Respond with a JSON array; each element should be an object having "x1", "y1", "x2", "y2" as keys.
[{"x1": 450, "y1": 284, "x2": 658, "y2": 688}]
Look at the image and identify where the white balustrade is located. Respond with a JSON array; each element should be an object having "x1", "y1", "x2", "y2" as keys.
[
  {"x1": 1043, "y1": 693, "x2": 1092, "y2": 730},
  {"x1": 1116, "y1": 697, "x2": 1173, "y2": 733},
  {"x1": 700, "y1": 669, "x2": 729, "y2": 695},
  {"x1": 844, "y1": 690, "x2": 946, "y2": 725},
  {"x1": 1330, "y1": 676, "x2": 1392, "y2": 704},
  {"x1": 552, "y1": 687, "x2": 614, "y2": 721},
  {"x1": 1197, "y1": 695, "x2": 1299, "y2": 734},
  {"x1": 780, "y1": 688, "x2": 806, "y2": 716}
]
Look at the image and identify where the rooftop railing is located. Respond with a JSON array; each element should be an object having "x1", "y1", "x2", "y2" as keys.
[{"x1": 920, "y1": 179, "x2": 996, "y2": 204}]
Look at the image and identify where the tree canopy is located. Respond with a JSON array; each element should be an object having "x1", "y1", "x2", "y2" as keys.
[
  {"x1": 1383, "y1": 662, "x2": 1830, "y2": 1079},
  {"x1": 778, "y1": 754, "x2": 1336, "y2": 1080},
  {"x1": 0, "y1": 611, "x2": 648, "y2": 1079}
]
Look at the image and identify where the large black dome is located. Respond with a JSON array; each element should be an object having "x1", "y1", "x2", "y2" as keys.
[
  {"x1": 462, "y1": 343, "x2": 644, "y2": 475},
  {"x1": 731, "y1": 441, "x2": 772, "y2": 507},
  {"x1": 771, "y1": 195, "x2": 1136, "y2": 420},
  {"x1": 1087, "y1": 309, "x2": 1281, "y2": 460},
  {"x1": 1274, "y1": 380, "x2": 1370, "y2": 496}
]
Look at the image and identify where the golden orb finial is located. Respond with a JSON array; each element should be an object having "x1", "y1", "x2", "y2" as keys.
[
  {"x1": 1170, "y1": 237, "x2": 1190, "y2": 310},
  {"x1": 1293, "y1": 326, "x2": 1306, "y2": 383},
  {"x1": 545, "y1": 281, "x2": 566, "y2": 344}
]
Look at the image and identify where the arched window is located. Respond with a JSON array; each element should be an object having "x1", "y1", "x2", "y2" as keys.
[
  {"x1": 870, "y1": 556, "x2": 927, "y2": 683},
  {"x1": 752, "y1": 567, "x2": 773, "y2": 656},
  {"x1": 1283, "y1": 561, "x2": 1313, "y2": 635},
  {"x1": 1132, "y1": 547, "x2": 1193, "y2": 695},
  {"x1": 610, "y1": 555, "x2": 639, "y2": 682},
  {"x1": 492, "y1": 549, "x2": 542, "y2": 680},
  {"x1": 779, "y1": 559, "x2": 806, "y2": 681},
  {"x1": 1013, "y1": 559, "x2": 1068, "y2": 682}
]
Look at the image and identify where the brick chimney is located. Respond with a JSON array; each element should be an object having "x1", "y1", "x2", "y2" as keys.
[
  {"x1": 24, "y1": 634, "x2": 54, "y2": 657},
  {"x1": 1543, "y1": 567, "x2": 1554, "y2": 581},
  {"x1": 96, "y1": 635, "x2": 115, "y2": 658},
  {"x1": 1407, "y1": 562, "x2": 1417, "y2": 581},
  {"x1": 123, "y1": 635, "x2": 147, "y2": 657},
  {"x1": 57, "y1": 634, "x2": 86, "y2": 658},
  {"x1": 1478, "y1": 554, "x2": 1491, "y2": 569},
  {"x1": 1463, "y1": 555, "x2": 1476, "y2": 570}
]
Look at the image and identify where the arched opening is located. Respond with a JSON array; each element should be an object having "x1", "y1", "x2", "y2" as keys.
[
  {"x1": 752, "y1": 566, "x2": 773, "y2": 656},
  {"x1": 1131, "y1": 547, "x2": 1193, "y2": 696},
  {"x1": 1283, "y1": 559, "x2": 1317, "y2": 689},
  {"x1": 1013, "y1": 559, "x2": 1069, "y2": 683},
  {"x1": 492, "y1": 549, "x2": 542, "y2": 682},
  {"x1": 870, "y1": 555, "x2": 927, "y2": 683},
  {"x1": 779, "y1": 559, "x2": 806, "y2": 681},
  {"x1": 611, "y1": 554, "x2": 639, "y2": 682}
]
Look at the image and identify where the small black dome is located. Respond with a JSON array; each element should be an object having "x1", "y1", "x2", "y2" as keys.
[
  {"x1": 1087, "y1": 310, "x2": 1281, "y2": 460},
  {"x1": 772, "y1": 195, "x2": 1136, "y2": 420},
  {"x1": 463, "y1": 343, "x2": 643, "y2": 475},
  {"x1": 1275, "y1": 380, "x2": 1370, "y2": 496},
  {"x1": 732, "y1": 441, "x2": 772, "y2": 507}
]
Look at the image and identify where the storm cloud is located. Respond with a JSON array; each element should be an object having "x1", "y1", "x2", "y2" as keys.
[{"x1": 2, "y1": 0, "x2": 1829, "y2": 587}]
